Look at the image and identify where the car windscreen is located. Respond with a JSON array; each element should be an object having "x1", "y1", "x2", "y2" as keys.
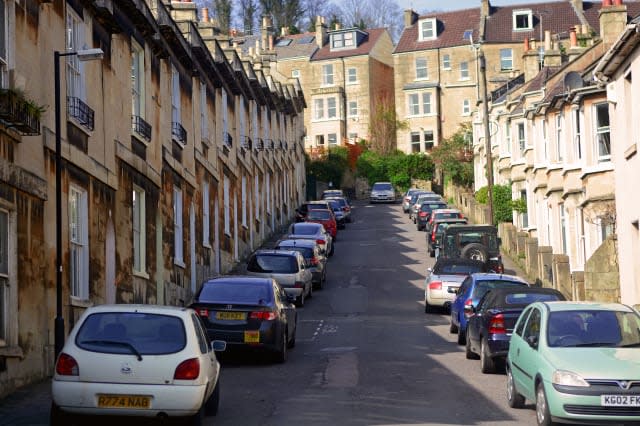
[
  {"x1": 291, "y1": 223, "x2": 319, "y2": 235},
  {"x1": 434, "y1": 262, "x2": 486, "y2": 275},
  {"x1": 308, "y1": 203, "x2": 329, "y2": 211},
  {"x1": 472, "y1": 280, "x2": 526, "y2": 299},
  {"x1": 76, "y1": 312, "x2": 186, "y2": 355},
  {"x1": 307, "y1": 210, "x2": 331, "y2": 220},
  {"x1": 547, "y1": 309, "x2": 640, "y2": 348},
  {"x1": 198, "y1": 282, "x2": 273, "y2": 305},
  {"x1": 372, "y1": 183, "x2": 392, "y2": 191},
  {"x1": 247, "y1": 254, "x2": 299, "y2": 273},
  {"x1": 421, "y1": 203, "x2": 447, "y2": 212}
]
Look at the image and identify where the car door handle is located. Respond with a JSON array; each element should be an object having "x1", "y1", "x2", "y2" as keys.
[{"x1": 517, "y1": 348, "x2": 520, "y2": 356}]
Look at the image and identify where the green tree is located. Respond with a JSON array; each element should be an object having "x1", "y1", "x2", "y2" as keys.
[
  {"x1": 307, "y1": 147, "x2": 349, "y2": 188},
  {"x1": 430, "y1": 123, "x2": 474, "y2": 188},
  {"x1": 475, "y1": 183, "x2": 514, "y2": 224}
]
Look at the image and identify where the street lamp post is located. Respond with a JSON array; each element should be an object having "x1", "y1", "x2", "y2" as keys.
[
  {"x1": 478, "y1": 49, "x2": 495, "y2": 226},
  {"x1": 53, "y1": 48, "x2": 103, "y2": 361}
]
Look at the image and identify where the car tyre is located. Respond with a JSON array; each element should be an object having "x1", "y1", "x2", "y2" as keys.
[
  {"x1": 188, "y1": 403, "x2": 205, "y2": 426},
  {"x1": 296, "y1": 292, "x2": 305, "y2": 307},
  {"x1": 457, "y1": 323, "x2": 466, "y2": 345},
  {"x1": 480, "y1": 338, "x2": 496, "y2": 373},
  {"x1": 424, "y1": 299, "x2": 435, "y2": 314},
  {"x1": 287, "y1": 324, "x2": 297, "y2": 348},
  {"x1": 449, "y1": 320, "x2": 458, "y2": 334},
  {"x1": 461, "y1": 243, "x2": 489, "y2": 262},
  {"x1": 50, "y1": 402, "x2": 67, "y2": 426},
  {"x1": 506, "y1": 365, "x2": 525, "y2": 409},
  {"x1": 466, "y1": 332, "x2": 480, "y2": 359},
  {"x1": 275, "y1": 332, "x2": 288, "y2": 363},
  {"x1": 204, "y1": 379, "x2": 220, "y2": 416},
  {"x1": 536, "y1": 382, "x2": 554, "y2": 426},
  {"x1": 429, "y1": 248, "x2": 435, "y2": 258}
]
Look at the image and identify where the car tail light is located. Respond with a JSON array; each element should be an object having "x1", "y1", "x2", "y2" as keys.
[
  {"x1": 294, "y1": 281, "x2": 304, "y2": 288},
  {"x1": 310, "y1": 256, "x2": 319, "y2": 266},
  {"x1": 431, "y1": 231, "x2": 436, "y2": 242},
  {"x1": 489, "y1": 313, "x2": 506, "y2": 334},
  {"x1": 428, "y1": 281, "x2": 442, "y2": 290},
  {"x1": 250, "y1": 311, "x2": 277, "y2": 320},
  {"x1": 419, "y1": 212, "x2": 427, "y2": 217},
  {"x1": 55, "y1": 353, "x2": 79, "y2": 376},
  {"x1": 464, "y1": 298, "x2": 474, "y2": 318},
  {"x1": 196, "y1": 308, "x2": 208, "y2": 316},
  {"x1": 316, "y1": 239, "x2": 326, "y2": 245},
  {"x1": 174, "y1": 358, "x2": 200, "y2": 380}
]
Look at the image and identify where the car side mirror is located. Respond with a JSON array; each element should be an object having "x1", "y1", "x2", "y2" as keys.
[
  {"x1": 526, "y1": 335, "x2": 538, "y2": 348},
  {"x1": 427, "y1": 267, "x2": 433, "y2": 273},
  {"x1": 212, "y1": 340, "x2": 227, "y2": 352},
  {"x1": 464, "y1": 304, "x2": 475, "y2": 314},
  {"x1": 497, "y1": 237, "x2": 502, "y2": 246}
]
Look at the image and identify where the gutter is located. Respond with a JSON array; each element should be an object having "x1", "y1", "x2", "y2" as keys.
[{"x1": 593, "y1": 23, "x2": 640, "y2": 84}]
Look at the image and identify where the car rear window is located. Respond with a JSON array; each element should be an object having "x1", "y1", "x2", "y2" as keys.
[
  {"x1": 198, "y1": 282, "x2": 273, "y2": 304},
  {"x1": 277, "y1": 245, "x2": 313, "y2": 259},
  {"x1": 434, "y1": 263, "x2": 486, "y2": 275},
  {"x1": 307, "y1": 210, "x2": 331, "y2": 220},
  {"x1": 473, "y1": 281, "x2": 527, "y2": 299},
  {"x1": 291, "y1": 223, "x2": 319, "y2": 235},
  {"x1": 435, "y1": 212, "x2": 461, "y2": 220},
  {"x1": 76, "y1": 312, "x2": 186, "y2": 355},
  {"x1": 503, "y1": 292, "x2": 562, "y2": 305},
  {"x1": 421, "y1": 203, "x2": 447, "y2": 212},
  {"x1": 373, "y1": 183, "x2": 392, "y2": 190},
  {"x1": 248, "y1": 254, "x2": 299, "y2": 273}
]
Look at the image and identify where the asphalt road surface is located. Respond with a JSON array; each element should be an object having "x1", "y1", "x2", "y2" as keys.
[{"x1": 212, "y1": 201, "x2": 538, "y2": 426}]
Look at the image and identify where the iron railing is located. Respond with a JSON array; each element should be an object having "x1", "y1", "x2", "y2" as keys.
[
  {"x1": 67, "y1": 96, "x2": 95, "y2": 131},
  {"x1": 132, "y1": 115, "x2": 152, "y2": 141},
  {"x1": 0, "y1": 89, "x2": 41, "y2": 135},
  {"x1": 172, "y1": 121, "x2": 187, "y2": 145}
]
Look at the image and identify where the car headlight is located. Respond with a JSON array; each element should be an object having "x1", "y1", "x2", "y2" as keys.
[{"x1": 552, "y1": 370, "x2": 590, "y2": 387}]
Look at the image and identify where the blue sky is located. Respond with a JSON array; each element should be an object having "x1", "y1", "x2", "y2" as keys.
[{"x1": 397, "y1": 0, "x2": 557, "y2": 13}]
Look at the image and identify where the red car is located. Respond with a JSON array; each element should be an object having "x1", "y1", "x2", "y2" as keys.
[{"x1": 305, "y1": 209, "x2": 337, "y2": 239}]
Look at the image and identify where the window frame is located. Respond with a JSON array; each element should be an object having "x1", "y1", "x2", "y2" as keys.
[
  {"x1": 556, "y1": 113, "x2": 564, "y2": 162},
  {"x1": 424, "y1": 130, "x2": 434, "y2": 150},
  {"x1": 422, "y1": 92, "x2": 432, "y2": 115},
  {"x1": 69, "y1": 185, "x2": 89, "y2": 300},
  {"x1": 202, "y1": 182, "x2": 210, "y2": 247},
  {"x1": 314, "y1": 98, "x2": 324, "y2": 120},
  {"x1": 348, "y1": 100, "x2": 358, "y2": 117},
  {"x1": 415, "y1": 57, "x2": 428, "y2": 80},
  {"x1": 131, "y1": 40, "x2": 145, "y2": 120},
  {"x1": 442, "y1": 54, "x2": 451, "y2": 70},
  {"x1": 410, "y1": 132, "x2": 421, "y2": 153},
  {"x1": 0, "y1": 0, "x2": 8, "y2": 88},
  {"x1": 513, "y1": 10, "x2": 533, "y2": 31},
  {"x1": 408, "y1": 93, "x2": 420, "y2": 116},
  {"x1": 419, "y1": 18, "x2": 436, "y2": 41},
  {"x1": 517, "y1": 121, "x2": 526, "y2": 153},
  {"x1": 132, "y1": 185, "x2": 147, "y2": 274},
  {"x1": 173, "y1": 187, "x2": 184, "y2": 265},
  {"x1": 594, "y1": 103, "x2": 611, "y2": 162},
  {"x1": 347, "y1": 67, "x2": 357, "y2": 83},
  {"x1": 223, "y1": 176, "x2": 230, "y2": 236},
  {"x1": 500, "y1": 48, "x2": 513, "y2": 71},
  {"x1": 462, "y1": 99, "x2": 471, "y2": 116},
  {"x1": 327, "y1": 97, "x2": 337, "y2": 119},
  {"x1": 200, "y1": 81, "x2": 208, "y2": 141},
  {"x1": 460, "y1": 61, "x2": 469, "y2": 80},
  {"x1": 241, "y1": 175, "x2": 247, "y2": 227},
  {"x1": 0, "y1": 209, "x2": 10, "y2": 347},
  {"x1": 66, "y1": 9, "x2": 85, "y2": 100},
  {"x1": 322, "y1": 64, "x2": 334, "y2": 86},
  {"x1": 328, "y1": 133, "x2": 337, "y2": 145}
]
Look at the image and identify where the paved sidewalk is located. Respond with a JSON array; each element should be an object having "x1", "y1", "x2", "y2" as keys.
[{"x1": 0, "y1": 378, "x2": 51, "y2": 425}]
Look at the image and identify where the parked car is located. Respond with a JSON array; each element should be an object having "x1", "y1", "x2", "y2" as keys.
[
  {"x1": 51, "y1": 304, "x2": 225, "y2": 425},
  {"x1": 465, "y1": 287, "x2": 566, "y2": 373},
  {"x1": 286, "y1": 222, "x2": 334, "y2": 257},
  {"x1": 450, "y1": 272, "x2": 529, "y2": 345},
  {"x1": 425, "y1": 208, "x2": 465, "y2": 234},
  {"x1": 326, "y1": 196, "x2": 352, "y2": 223},
  {"x1": 506, "y1": 301, "x2": 640, "y2": 426},
  {"x1": 402, "y1": 188, "x2": 429, "y2": 213},
  {"x1": 245, "y1": 249, "x2": 313, "y2": 307},
  {"x1": 321, "y1": 189, "x2": 345, "y2": 200},
  {"x1": 416, "y1": 201, "x2": 448, "y2": 231},
  {"x1": 190, "y1": 276, "x2": 297, "y2": 363},
  {"x1": 424, "y1": 258, "x2": 489, "y2": 313},
  {"x1": 369, "y1": 182, "x2": 396, "y2": 203},
  {"x1": 405, "y1": 191, "x2": 433, "y2": 215},
  {"x1": 439, "y1": 224, "x2": 504, "y2": 273},
  {"x1": 295, "y1": 200, "x2": 334, "y2": 222},
  {"x1": 305, "y1": 208, "x2": 338, "y2": 239},
  {"x1": 427, "y1": 218, "x2": 469, "y2": 257},
  {"x1": 410, "y1": 194, "x2": 444, "y2": 223},
  {"x1": 275, "y1": 239, "x2": 327, "y2": 289},
  {"x1": 326, "y1": 198, "x2": 346, "y2": 229}
]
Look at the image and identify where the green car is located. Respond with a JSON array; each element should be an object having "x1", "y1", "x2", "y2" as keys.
[{"x1": 506, "y1": 301, "x2": 640, "y2": 426}]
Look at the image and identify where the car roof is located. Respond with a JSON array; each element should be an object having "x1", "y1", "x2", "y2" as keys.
[
  {"x1": 80, "y1": 304, "x2": 191, "y2": 314},
  {"x1": 291, "y1": 222, "x2": 322, "y2": 231},
  {"x1": 542, "y1": 301, "x2": 635, "y2": 313},
  {"x1": 434, "y1": 257, "x2": 487, "y2": 268},
  {"x1": 443, "y1": 224, "x2": 497, "y2": 232},
  {"x1": 276, "y1": 239, "x2": 317, "y2": 248},
  {"x1": 471, "y1": 272, "x2": 529, "y2": 283},
  {"x1": 485, "y1": 286, "x2": 564, "y2": 298},
  {"x1": 203, "y1": 276, "x2": 273, "y2": 286},
  {"x1": 254, "y1": 249, "x2": 300, "y2": 257},
  {"x1": 432, "y1": 208, "x2": 461, "y2": 214}
]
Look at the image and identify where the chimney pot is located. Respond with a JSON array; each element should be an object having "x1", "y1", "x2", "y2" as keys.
[
  {"x1": 201, "y1": 8, "x2": 209, "y2": 22},
  {"x1": 544, "y1": 30, "x2": 552, "y2": 50},
  {"x1": 613, "y1": 0, "x2": 623, "y2": 5},
  {"x1": 524, "y1": 38, "x2": 530, "y2": 51},
  {"x1": 570, "y1": 27, "x2": 578, "y2": 47},
  {"x1": 602, "y1": 0, "x2": 612, "y2": 6}
]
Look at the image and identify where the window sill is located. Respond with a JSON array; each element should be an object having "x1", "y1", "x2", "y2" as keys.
[
  {"x1": 133, "y1": 270, "x2": 150, "y2": 279},
  {"x1": 203, "y1": 242, "x2": 212, "y2": 249},
  {"x1": 624, "y1": 143, "x2": 637, "y2": 160},
  {"x1": 174, "y1": 260, "x2": 186, "y2": 269},
  {"x1": 0, "y1": 345, "x2": 24, "y2": 359},
  {"x1": 70, "y1": 297, "x2": 93, "y2": 308}
]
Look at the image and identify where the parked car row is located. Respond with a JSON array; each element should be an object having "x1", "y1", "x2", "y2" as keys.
[{"x1": 404, "y1": 191, "x2": 640, "y2": 426}]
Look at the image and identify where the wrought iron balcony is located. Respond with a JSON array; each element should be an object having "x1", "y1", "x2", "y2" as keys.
[
  {"x1": 132, "y1": 115, "x2": 152, "y2": 142},
  {"x1": 266, "y1": 139, "x2": 274, "y2": 150},
  {"x1": 172, "y1": 121, "x2": 187, "y2": 145},
  {"x1": 241, "y1": 136, "x2": 252, "y2": 150},
  {"x1": 255, "y1": 138, "x2": 264, "y2": 151},
  {"x1": 67, "y1": 96, "x2": 95, "y2": 131},
  {"x1": 224, "y1": 132, "x2": 233, "y2": 148},
  {"x1": 0, "y1": 89, "x2": 42, "y2": 135}
]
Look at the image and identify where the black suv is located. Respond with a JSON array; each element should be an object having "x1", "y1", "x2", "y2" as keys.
[{"x1": 438, "y1": 224, "x2": 504, "y2": 273}]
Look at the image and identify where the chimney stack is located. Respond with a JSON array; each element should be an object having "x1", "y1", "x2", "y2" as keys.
[
  {"x1": 570, "y1": 27, "x2": 578, "y2": 47},
  {"x1": 315, "y1": 16, "x2": 328, "y2": 48},
  {"x1": 261, "y1": 15, "x2": 273, "y2": 52},
  {"x1": 600, "y1": 0, "x2": 627, "y2": 46},
  {"x1": 571, "y1": 0, "x2": 584, "y2": 10},
  {"x1": 403, "y1": 9, "x2": 418, "y2": 28},
  {"x1": 524, "y1": 37, "x2": 530, "y2": 51}
]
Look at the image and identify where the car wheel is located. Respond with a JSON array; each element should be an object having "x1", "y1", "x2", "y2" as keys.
[
  {"x1": 329, "y1": 245, "x2": 335, "y2": 257},
  {"x1": 187, "y1": 403, "x2": 205, "y2": 426},
  {"x1": 466, "y1": 332, "x2": 480, "y2": 359},
  {"x1": 536, "y1": 382, "x2": 554, "y2": 426},
  {"x1": 506, "y1": 365, "x2": 525, "y2": 409},
  {"x1": 296, "y1": 292, "x2": 305, "y2": 307},
  {"x1": 461, "y1": 243, "x2": 489, "y2": 263},
  {"x1": 480, "y1": 338, "x2": 496, "y2": 373},
  {"x1": 449, "y1": 320, "x2": 458, "y2": 334},
  {"x1": 275, "y1": 332, "x2": 288, "y2": 363},
  {"x1": 50, "y1": 402, "x2": 67, "y2": 426},
  {"x1": 457, "y1": 325, "x2": 466, "y2": 345},
  {"x1": 287, "y1": 324, "x2": 296, "y2": 348},
  {"x1": 429, "y1": 248, "x2": 435, "y2": 258},
  {"x1": 204, "y1": 379, "x2": 220, "y2": 416}
]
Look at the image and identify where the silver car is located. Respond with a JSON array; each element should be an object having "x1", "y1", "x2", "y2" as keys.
[
  {"x1": 410, "y1": 194, "x2": 444, "y2": 223},
  {"x1": 246, "y1": 250, "x2": 313, "y2": 307},
  {"x1": 286, "y1": 222, "x2": 334, "y2": 257},
  {"x1": 369, "y1": 182, "x2": 396, "y2": 203},
  {"x1": 275, "y1": 239, "x2": 327, "y2": 289},
  {"x1": 424, "y1": 258, "x2": 488, "y2": 313}
]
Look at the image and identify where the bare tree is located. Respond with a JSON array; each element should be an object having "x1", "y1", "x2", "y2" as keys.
[
  {"x1": 584, "y1": 200, "x2": 617, "y2": 236},
  {"x1": 368, "y1": 95, "x2": 407, "y2": 155},
  {"x1": 237, "y1": 0, "x2": 258, "y2": 34},
  {"x1": 214, "y1": 0, "x2": 233, "y2": 33},
  {"x1": 336, "y1": 0, "x2": 402, "y2": 40}
]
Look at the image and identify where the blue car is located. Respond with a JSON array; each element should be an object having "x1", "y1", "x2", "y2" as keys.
[{"x1": 449, "y1": 272, "x2": 529, "y2": 345}]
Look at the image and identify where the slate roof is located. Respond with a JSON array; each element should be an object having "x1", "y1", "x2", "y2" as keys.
[
  {"x1": 582, "y1": 1, "x2": 640, "y2": 34},
  {"x1": 311, "y1": 28, "x2": 388, "y2": 61},
  {"x1": 394, "y1": 8, "x2": 480, "y2": 54},
  {"x1": 275, "y1": 32, "x2": 319, "y2": 60},
  {"x1": 522, "y1": 66, "x2": 560, "y2": 93}
]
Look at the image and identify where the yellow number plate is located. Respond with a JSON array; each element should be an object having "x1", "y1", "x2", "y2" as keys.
[
  {"x1": 244, "y1": 331, "x2": 260, "y2": 343},
  {"x1": 97, "y1": 394, "x2": 150, "y2": 409},
  {"x1": 216, "y1": 311, "x2": 246, "y2": 320}
]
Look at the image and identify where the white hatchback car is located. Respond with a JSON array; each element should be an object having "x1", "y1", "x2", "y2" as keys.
[{"x1": 51, "y1": 304, "x2": 225, "y2": 425}]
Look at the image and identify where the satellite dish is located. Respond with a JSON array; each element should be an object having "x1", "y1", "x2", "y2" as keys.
[{"x1": 564, "y1": 71, "x2": 584, "y2": 91}]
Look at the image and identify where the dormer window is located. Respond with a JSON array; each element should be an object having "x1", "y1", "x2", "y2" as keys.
[
  {"x1": 513, "y1": 10, "x2": 533, "y2": 31},
  {"x1": 331, "y1": 31, "x2": 355, "y2": 50},
  {"x1": 419, "y1": 18, "x2": 437, "y2": 41}
]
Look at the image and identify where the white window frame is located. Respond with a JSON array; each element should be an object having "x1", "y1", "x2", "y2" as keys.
[
  {"x1": 254, "y1": 174, "x2": 260, "y2": 220},
  {"x1": 442, "y1": 54, "x2": 451, "y2": 70},
  {"x1": 424, "y1": 130, "x2": 434, "y2": 150},
  {"x1": 314, "y1": 98, "x2": 324, "y2": 120},
  {"x1": 322, "y1": 64, "x2": 334, "y2": 86},
  {"x1": 419, "y1": 18, "x2": 436, "y2": 41},
  {"x1": 266, "y1": 174, "x2": 271, "y2": 214},
  {"x1": 500, "y1": 48, "x2": 513, "y2": 71},
  {"x1": 410, "y1": 132, "x2": 421, "y2": 153},
  {"x1": 541, "y1": 118, "x2": 548, "y2": 161},
  {"x1": 560, "y1": 204, "x2": 568, "y2": 254},
  {"x1": 573, "y1": 107, "x2": 583, "y2": 162},
  {"x1": 171, "y1": 64, "x2": 181, "y2": 141},
  {"x1": 132, "y1": 185, "x2": 146, "y2": 274},
  {"x1": 505, "y1": 121, "x2": 512, "y2": 155},
  {"x1": 347, "y1": 67, "x2": 357, "y2": 84},
  {"x1": 408, "y1": 93, "x2": 420, "y2": 116},
  {"x1": 241, "y1": 175, "x2": 247, "y2": 227},
  {"x1": 462, "y1": 99, "x2": 471, "y2": 116},
  {"x1": 66, "y1": 9, "x2": 86, "y2": 100},
  {"x1": 223, "y1": 176, "x2": 230, "y2": 236},
  {"x1": 513, "y1": 10, "x2": 533, "y2": 31},
  {"x1": 131, "y1": 40, "x2": 145, "y2": 120},
  {"x1": 202, "y1": 182, "x2": 210, "y2": 247},
  {"x1": 556, "y1": 113, "x2": 564, "y2": 162},
  {"x1": 415, "y1": 57, "x2": 428, "y2": 80},
  {"x1": 594, "y1": 103, "x2": 611, "y2": 162},
  {"x1": 200, "y1": 81, "x2": 208, "y2": 141},
  {"x1": 222, "y1": 87, "x2": 228, "y2": 142},
  {"x1": 348, "y1": 100, "x2": 358, "y2": 117},
  {"x1": 517, "y1": 122, "x2": 526, "y2": 153},
  {"x1": 460, "y1": 61, "x2": 469, "y2": 80},
  {"x1": 0, "y1": 0, "x2": 8, "y2": 88},
  {"x1": 422, "y1": 93, "x2": 432, "y2": 115},
  {"x1": 328, "y1": 133, "x2": 338, "y2": 145},
  {"x1": 173, "y1": 188, "x2": 184, "y2": 265},
  {"x1": 239, "y1": 97, "x2": 246, "y2": 147},
  {"x1": 0, "y1": 209, "x2": 14, "y2": 347},
  {"x1": 69, "y1": 185, "x2": 89, "y2": 300},
  {"x1": 327, "y1": 97, "x2": 337, "y2": 119}
]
